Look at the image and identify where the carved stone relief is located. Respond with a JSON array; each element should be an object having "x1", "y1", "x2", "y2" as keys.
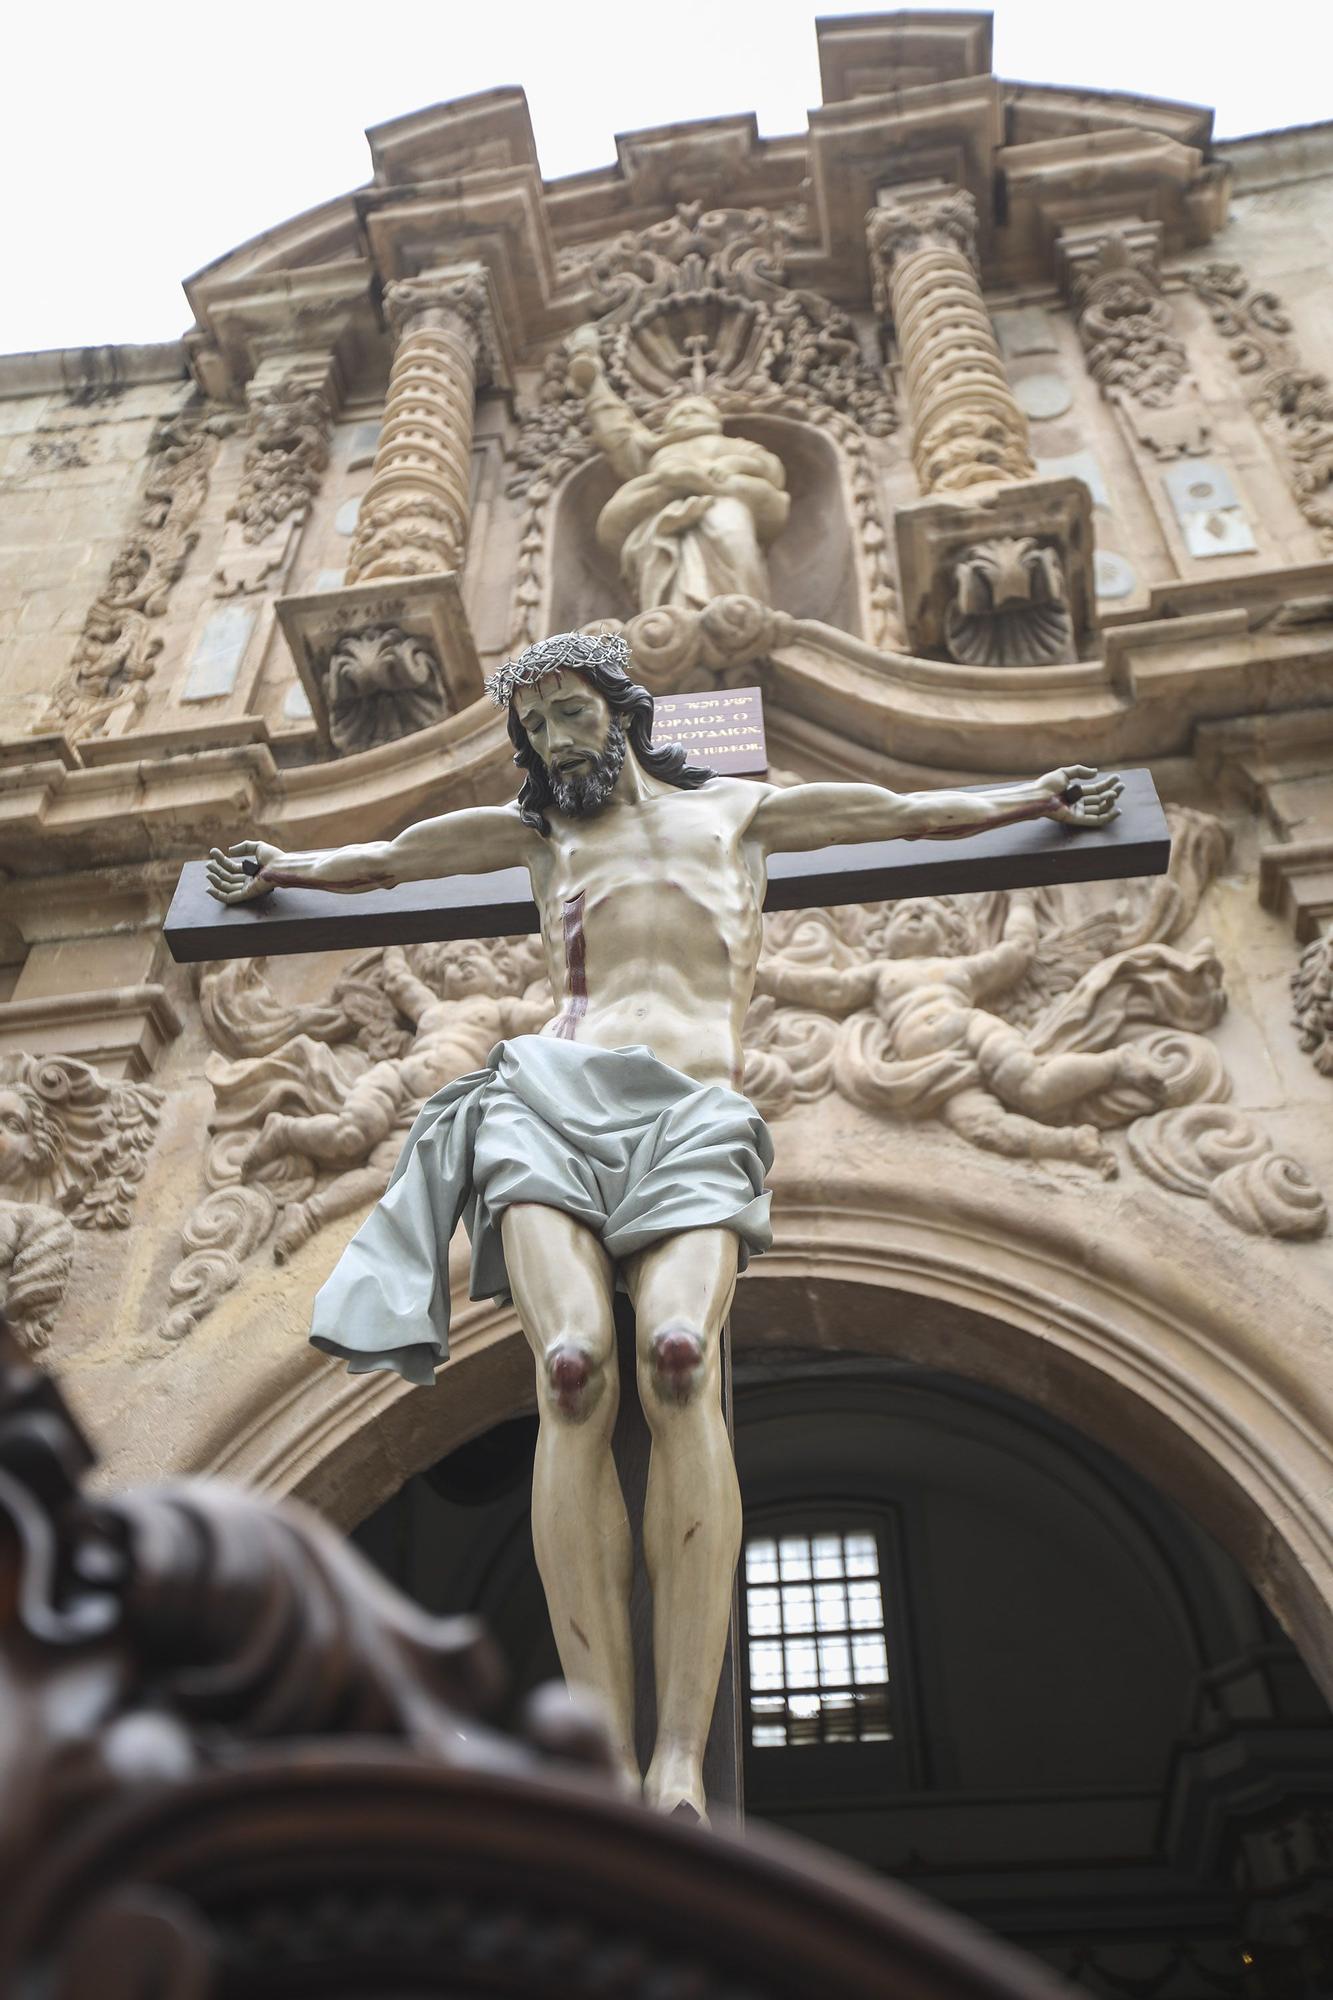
[
  {"x1": 1293, "y1": 933, "x2": 1333, "y2": 1077},
  {"x1": 507, "y1": 204, "x2": 899, "y2": 651},
  {"x1": 746, "y1": 807, "x2": 1326, "y2": 1236},
  {"x1": 1185, "y1": 263, "x2": 1333, "y2": 551},
  {"x1": 0, "y1": 1055, "x2": 163, "y2": 1350},
  {"x1": 1069, "y1": 234, "x2": 1206, "y2": 459},
  {"x1": 163, "y1": 810, "x2": 1323, "y2": 1352},
  {"x1": 45, "y1": 402, "x2": 240, "y2": 741},
  {"x1": 228, "y1": 378, "x2": 332, "y2": 547},
  {"x1": 943, "y1": 537, "x2": 1074, "y2": 668},
  {"x1": 323, "y1": 623, "x2": 451, "y2": 754},
  {"x1": 161, "y1": 939, "x2": 549, "y2": 1341},
  {"x1": 587, "y1": 598, "x2": 796, "y2": 695}
]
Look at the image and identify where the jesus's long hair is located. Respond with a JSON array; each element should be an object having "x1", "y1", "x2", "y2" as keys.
[{"x1": 500, "y1": 639, "x2": 713, "y2": 835}]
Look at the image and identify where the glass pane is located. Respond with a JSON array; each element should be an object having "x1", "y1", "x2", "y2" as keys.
[
  {"x1": 780, "y1": 1584, "x2": 814, "y2": 1633},
  {"x1": 818, "y1": 1636, "x2": 851, "y2": 1684},
  {"x1": 784, "y1": 1638, "x2": 818, "y2": 1687},
  {"x1": 815, "y1": 1582, "x2": 847, "y2": 1629},
  {"x1": 749, "y1": 1641, "x2": 784, "y2": 1690},
  {"x1": 811, "y1": 1534, "x2": 844, "y2": 1577},
  {"x1": 778, "y1": 1536, "x2": 811, "y2": 1581},
  {"x1": 852, "y1": 1635, "x2": 888, "y2": 1684},
  {"x1": 848, "y1": 1580, "x2": 883, "y2": 1627},
  {"x1": 748, "y1": 1586, "x2": 780, "y2": 1635},
  {"x1": 843, "y1": 1533, "x2": 879, "y2": 1577},
  {"x1": 745, "y1": 1539, "x2": 778, "y2": 1584}
]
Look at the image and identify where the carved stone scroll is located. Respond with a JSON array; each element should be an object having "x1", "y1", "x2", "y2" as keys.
[
  {"x1": 45, "y1": 402, "x2": 239, "y2": 740},
  {"x1": 1185, "y1": 263, "x2": 1333, "y2": 551},
  {"x1": 345, "y1": 274, "x2": 494, "y2": 585},
  {"x1": 867, "y1": 190, "x2": 1034, "y2": 495},
  {"x1": 323, "y1": 622, "x2": 452, "y2": 754}
]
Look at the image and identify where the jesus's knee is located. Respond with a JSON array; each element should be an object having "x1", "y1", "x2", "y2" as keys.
[
  {"x1": 540, "y1": 1342, "x2": 608, "y2": 1424},
  {"x1": 642, "y1": 1322, "x2": 709, "y2": 1410}
]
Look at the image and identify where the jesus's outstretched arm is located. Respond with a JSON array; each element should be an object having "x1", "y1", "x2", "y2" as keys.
[
  {"x1": 750, "y1": 764, "x2": 1121, "y2": 856},
  {"x1": 205, "y1": 804, "x2": 534, "y2": 906}
]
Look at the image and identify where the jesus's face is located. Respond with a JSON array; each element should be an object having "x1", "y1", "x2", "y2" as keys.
[{"x1": 515, "y1": 674, "x2": 627, "y2": 817}]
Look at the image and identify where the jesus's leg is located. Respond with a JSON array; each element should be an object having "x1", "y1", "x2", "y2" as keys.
[
  {"x1": 623, "y1": 1227, "x2": 741, "y2": 1821},
  {"x1": 499, "y1": 1203, "x2": 637, "y2": 1791}
]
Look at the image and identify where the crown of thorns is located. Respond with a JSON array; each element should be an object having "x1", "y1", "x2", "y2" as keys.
[{"x1": 485, "y1": 629, "x2": 632, "y2": 707}]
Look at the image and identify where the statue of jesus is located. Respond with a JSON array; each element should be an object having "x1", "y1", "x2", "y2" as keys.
[{"x1": 206, "y1": 630, "x2": 1120, "y2": 1821}]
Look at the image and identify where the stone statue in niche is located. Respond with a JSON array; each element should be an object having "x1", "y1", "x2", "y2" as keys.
[
  {"x1": 0, "y1": 1055, "x2": 162, "y2": 1350},
  {"x1": 566, "y1": 328, "x2": 790, "y2": 613},
  {"x1": 323, "y1": 623, "x2": 451, "y2": 756},
  {"x1": 205, "y1": 627, "x2": 1121, "y2": 1821},
  {"x1": 945, "y1": 537, "x2": 1075, "y2": 667}
]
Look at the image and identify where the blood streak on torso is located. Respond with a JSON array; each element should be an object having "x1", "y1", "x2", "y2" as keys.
[{"x1": 550, "y1": 891, "x2": 589, "y2": 1040}]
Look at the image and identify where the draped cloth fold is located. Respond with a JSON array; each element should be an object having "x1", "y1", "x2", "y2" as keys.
[{"x1": 309, "y1": 1036, "x2": 774, "y2": 1388}]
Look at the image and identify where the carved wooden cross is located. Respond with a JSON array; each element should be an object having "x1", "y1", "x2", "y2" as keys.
[{"x1": 163, "y1": 688, "x2": 1169, "y2": 1815}]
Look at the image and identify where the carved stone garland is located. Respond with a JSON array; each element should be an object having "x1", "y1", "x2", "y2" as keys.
[
  {"x1": 506, "y1": 204, "x2": 900, "y2": 653},
  {"x1": 1293, "y1": 933, "x2": 1333, "y2": 1077},
  {"x1": 1072, "y1": 234, "x2": 1191, "y2": 415},
  {"x1": 345, "y1": 275, "x2": 493, "y2": 585},
  {"x1": 227, "y1": 376, "x2": 332, "y2": 547},
  {"x1": 1185, "y1": 262, "x2": 1333, "y2": 550},
  {"x1": 45, "y1": 401, "x2": 239, "y2": 741}
]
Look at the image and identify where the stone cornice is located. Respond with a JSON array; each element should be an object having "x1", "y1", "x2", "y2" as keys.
[
  {"x1": 5, "y1": 606, "x2": 1333, "y2": 875},
  {"x1": 0, "y1": 342, "x2": 188, "y2": 400}
]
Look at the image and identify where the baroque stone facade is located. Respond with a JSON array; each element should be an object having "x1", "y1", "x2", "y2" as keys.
[{"x1": 2, "y1": 13, "x2": 1333, "y2": 1985}]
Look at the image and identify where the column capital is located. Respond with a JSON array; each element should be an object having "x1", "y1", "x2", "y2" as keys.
[
  {"x1": 383, "y1": 268, "x2": 509, "y2": 389},
  {"x1": 867, "y1": 185, "x2": 979, "y2": 285}
]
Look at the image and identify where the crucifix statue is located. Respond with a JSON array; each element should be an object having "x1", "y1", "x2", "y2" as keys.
[{"x1": 197, "y1": 628, "x2": 1135, "y2": 1823}]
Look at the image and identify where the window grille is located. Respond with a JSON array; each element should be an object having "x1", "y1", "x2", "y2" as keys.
[{"x1": 744, "y1": 1530, "x2": 892, "y2": 1749}]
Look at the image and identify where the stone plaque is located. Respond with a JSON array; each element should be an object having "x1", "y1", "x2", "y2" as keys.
[
  {"x1": 1036, "y1": 450, "x2": 1110, "y2": 510},
  {"x1": 1164, "y1": 460, "x2": 1257, "y2": 558},
  {"x1": 181, "y1": 604, "x2": 257, "y2": 702},
  {"x1": 1095, "y1": 550, "x2": 1137, "y2": 600},
  {"x1": 651, "y1": 687, "x2": 767, "y2": 775},
  {"x1": 994, "y1": 308, "x2": 1058, "y2": 359}
]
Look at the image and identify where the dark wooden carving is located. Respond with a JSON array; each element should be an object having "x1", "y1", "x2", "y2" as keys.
[{"x1": 0, "y1": 1317, "x2": 1070, "y2": 2000}]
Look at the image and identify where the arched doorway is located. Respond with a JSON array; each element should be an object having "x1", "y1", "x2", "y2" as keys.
[{"x1": 354, "y1": 1359, "x2": 1333, "y2": 1998}]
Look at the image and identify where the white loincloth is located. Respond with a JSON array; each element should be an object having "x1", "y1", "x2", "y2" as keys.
[{"x1": 309, "y1": 1035, "x2": 773, "y2": 1387}]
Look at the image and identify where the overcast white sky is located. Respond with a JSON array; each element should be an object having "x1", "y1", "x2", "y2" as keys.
[{"x1": 5, "y1": 0, "x2": 1331, "y2": 357}]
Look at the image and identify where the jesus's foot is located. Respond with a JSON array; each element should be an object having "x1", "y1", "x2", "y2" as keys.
[{"x1": 644, "y1": 1752, "x2": 709, "y2": 1826}]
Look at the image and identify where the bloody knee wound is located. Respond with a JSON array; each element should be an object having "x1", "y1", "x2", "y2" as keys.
[
  {"x1": 546, "y1": 1344, "x2": 598, "y2": 1418},
  {"x1": 648, "y1": 1324, "x2": 706, "y2": 1403}
]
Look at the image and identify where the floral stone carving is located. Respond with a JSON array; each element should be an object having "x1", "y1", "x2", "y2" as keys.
[
  {"x1": 1186, "y1": 263, "x2": 1333, "y2": 551},
  {"x1": 45, "y1": 401, "x2": 239, "y2": 741},
  {"x1": 227, "y1": 378, "x2": 332, "y2": 546},
  {"x1": 943, "y1": 537, "x2": 1075, "y2": 668},
  {"x1": 0, "y1": 1055, "x2": 162, "y2": 1350},
  {"x1": 1070, "y1": 234, "x2": 1203, "y2": 458}
]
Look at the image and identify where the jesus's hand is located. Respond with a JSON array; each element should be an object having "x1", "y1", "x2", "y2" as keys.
[
  {"x1": 1038, "y1": 766, "x2": 1123, "y2": 827},
  {"x1": 206, "y1": 840, "x2": 282, "y2": 905}
]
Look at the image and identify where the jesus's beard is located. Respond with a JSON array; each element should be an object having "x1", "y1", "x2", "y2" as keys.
[{"x1": 546, "y1": 718, "x2": 627, "y2": 816}]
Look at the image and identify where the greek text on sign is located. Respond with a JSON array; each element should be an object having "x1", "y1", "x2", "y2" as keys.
[{"x1": 650, "y1": 686, "x2": 768, "y2": 776}]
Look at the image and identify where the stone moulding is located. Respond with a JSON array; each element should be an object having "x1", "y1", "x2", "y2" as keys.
[{"x1": 0, "y1": 985, "x2": 183, "y2": 1082}]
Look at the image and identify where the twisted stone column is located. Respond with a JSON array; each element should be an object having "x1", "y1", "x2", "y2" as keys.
[
  {"x1": 867, "y1": 190, "x2": 1034, "y2": 495},
  {"x1": 345, "y1": 273, "x2": 491, "y2": 585}
]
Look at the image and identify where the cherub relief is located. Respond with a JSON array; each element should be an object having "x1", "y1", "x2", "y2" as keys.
[
  {"x1": 753, "y1": 890, "x2": 1216, "y2": 1176},
  {"x1": 236, "y1": 941, "x2": 550, "y2": 1259},
  {"x1": 0, "y1": 1055, "x2": 162, "y2": 1350}
]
